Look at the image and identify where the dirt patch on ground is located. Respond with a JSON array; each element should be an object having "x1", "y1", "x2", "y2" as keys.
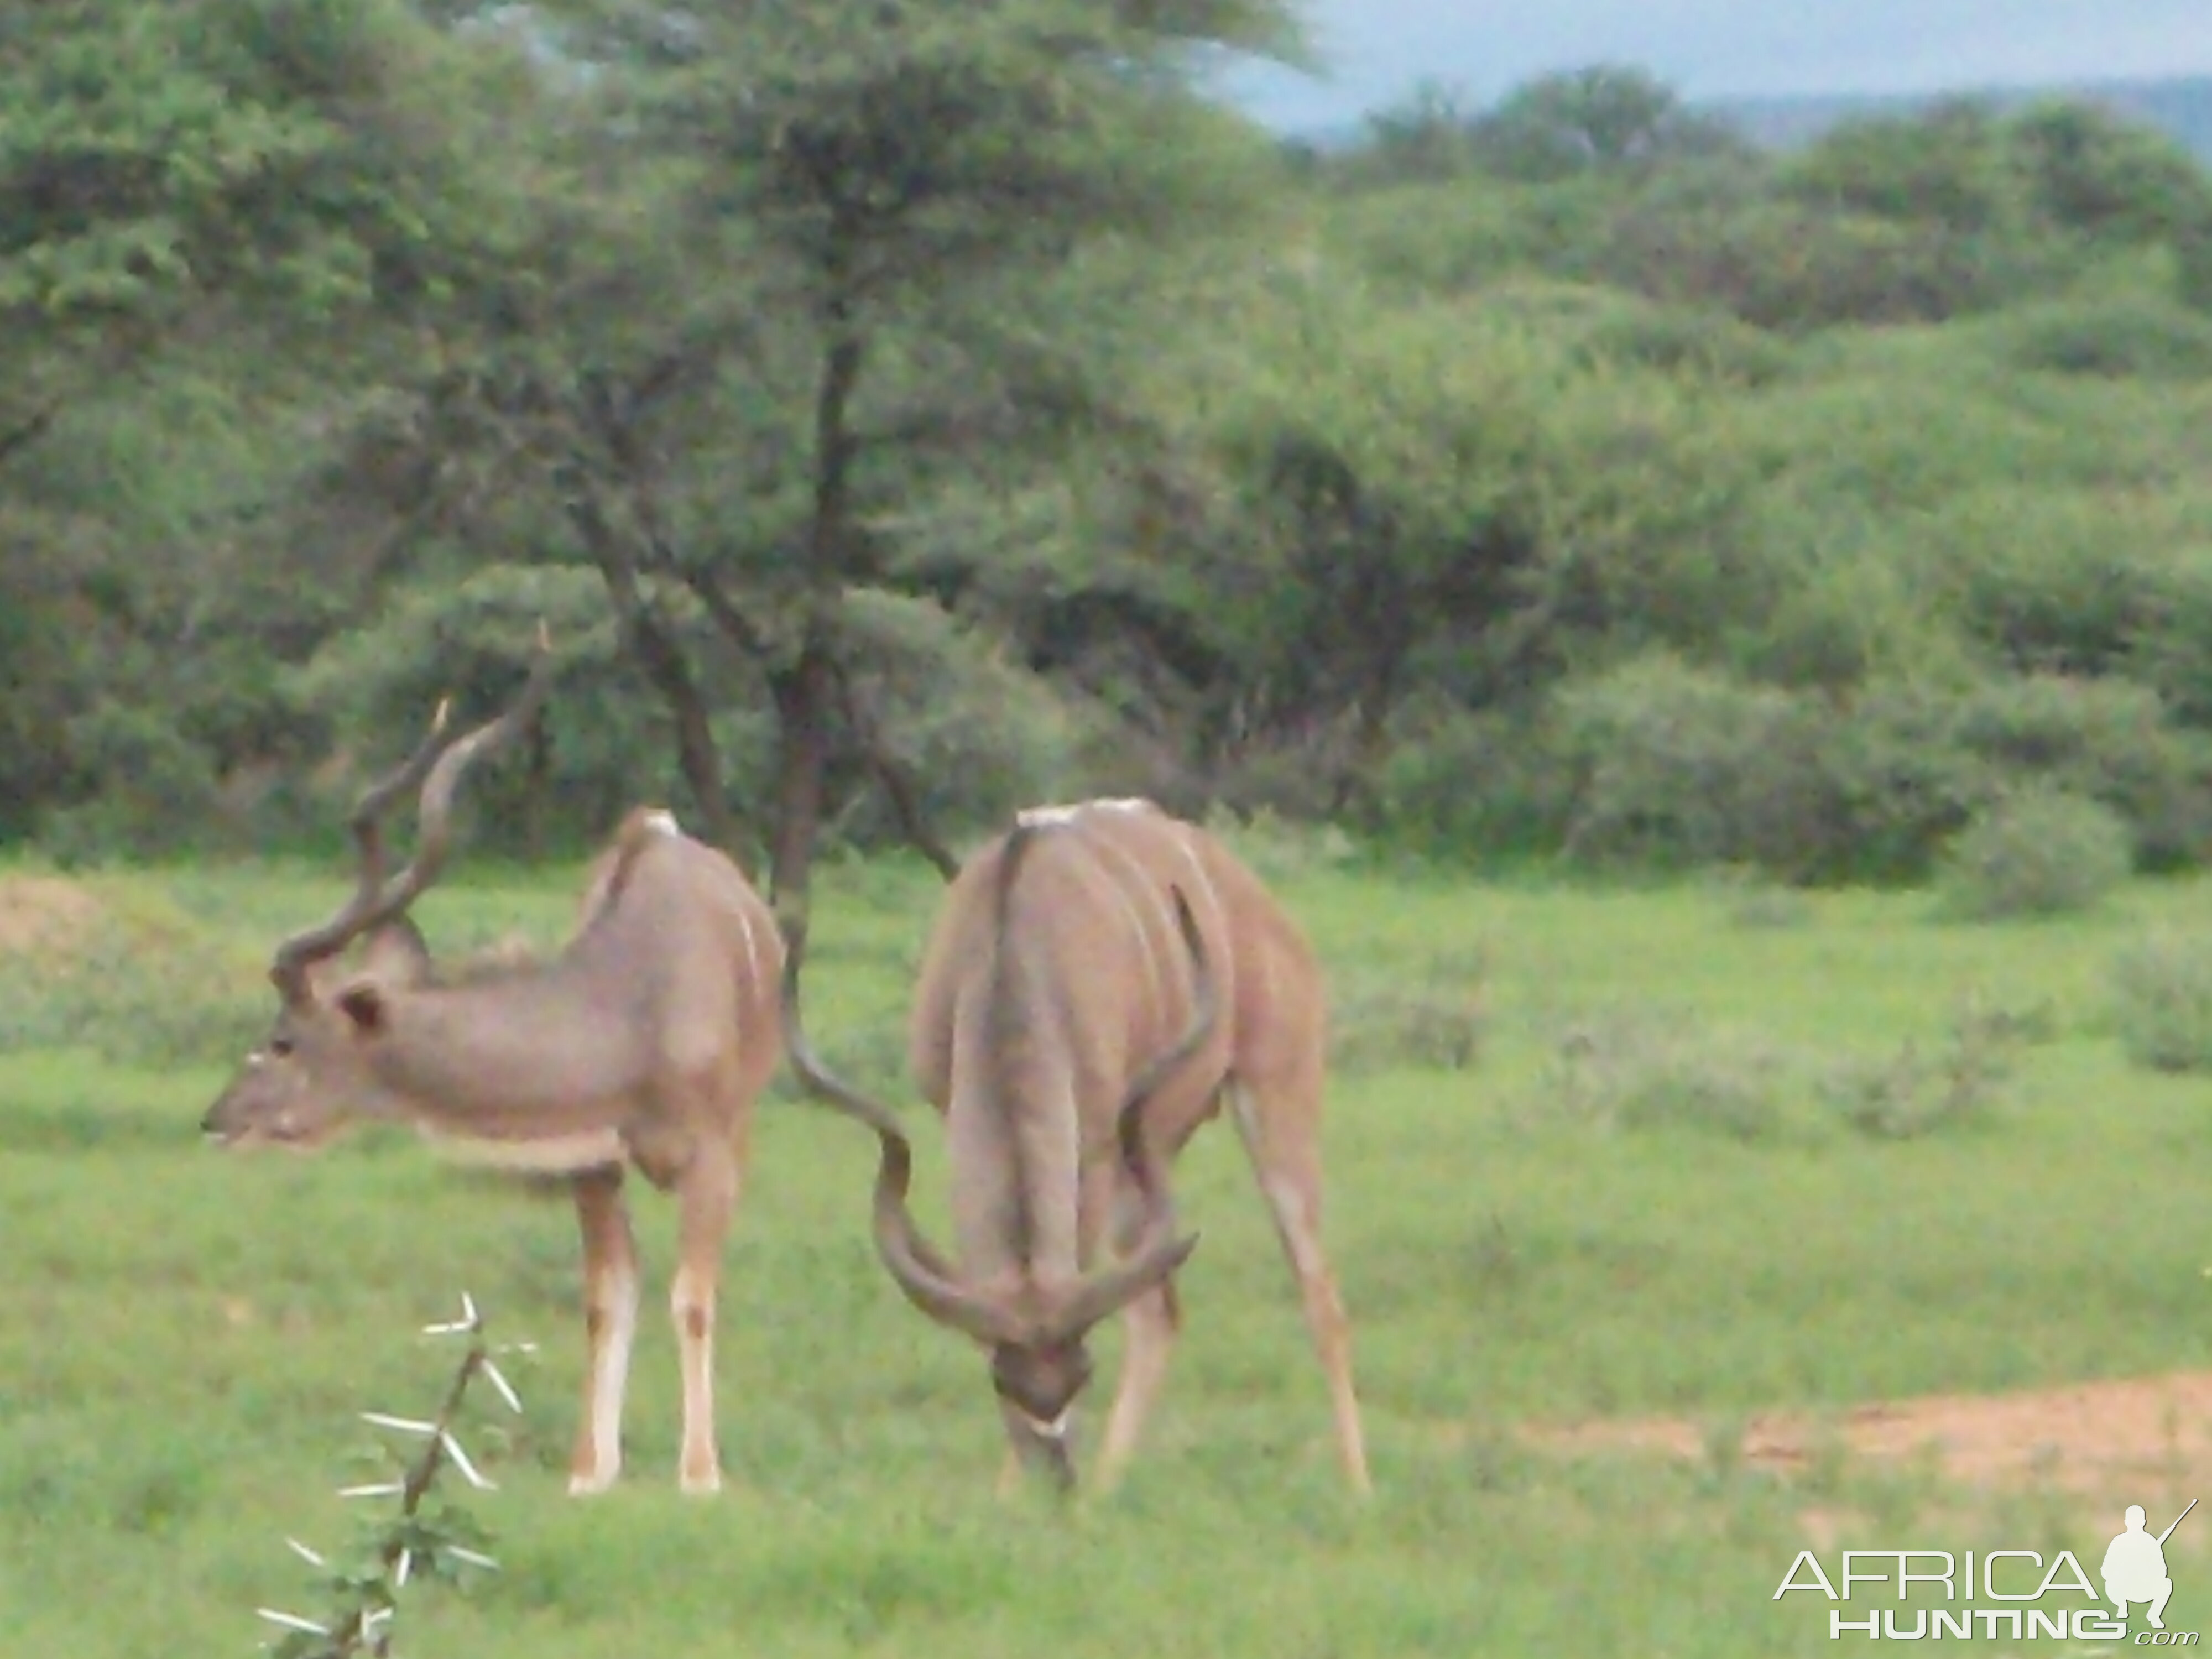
[
  {"x1": 1524, "y1": 1370, "x2": 2212, "y2": 1500},
  {"x1": 0, "y1": 875, "x2": 104, "y2": 960}
]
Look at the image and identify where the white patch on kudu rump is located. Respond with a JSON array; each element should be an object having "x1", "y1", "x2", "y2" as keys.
[{"x1": 1016, "y1": 796, "x2": 1159, "y2": 829}]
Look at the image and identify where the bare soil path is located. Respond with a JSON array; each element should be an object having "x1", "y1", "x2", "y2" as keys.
[{"x1": 1523, "y1": 1370, "x2": 2212, "y2": 1501}]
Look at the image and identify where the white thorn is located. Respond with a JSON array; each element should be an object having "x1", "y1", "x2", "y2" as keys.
[
  {"x1": 441, "y1": 1431, "x2": 495, "y2": 1491},
  {"x1": 426, "y1": 1290, "x2": 483, "y2": 1337},
  {"x1": 284, "y1": 1537, "x2": 327, "y2": 1568},
  {"x1": 481, "y1": 1360, "x2": 523, "y2": 1414},
  {"x1": 445, "y1": 1546, "x2": 499, "y2": 1571},
  {"x1": 395, "y1": 1548, "x2": 413, "y2": 1587},
  {"x1": 255, "y1": 1609, "x2": 330, "y2": 1635},
  {"x1": 337, "y1": 1480, "x2": 406, "y2": 1500},
  {"x1": 361, "y1": 1412, "x2": 441, "y2": 1437}
]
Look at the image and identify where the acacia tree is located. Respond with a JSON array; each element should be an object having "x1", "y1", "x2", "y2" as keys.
[
  {"x1": 341, "y1": 0, "x2": 1309, "y2": 909},
  {"x1": 0, "y1": 0, "x2": 544, "y2": 839}
]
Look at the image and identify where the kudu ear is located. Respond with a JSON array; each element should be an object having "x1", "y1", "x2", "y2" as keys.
[
  {"x1": 335, "y1": 979, "x2": 390, "y2": 1038},
  {"x1": 357, "y1": 917, "x2": 433, "y2": 987}
]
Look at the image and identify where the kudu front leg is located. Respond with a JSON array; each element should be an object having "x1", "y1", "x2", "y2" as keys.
[
  {"x1": 670, "y1": 1142, "x2": 739, "y2": 1495},
  {"x1": 569, "y1": 1166, "x2": 640, "y2": 1495},
  {"x1": 1092, "y1": 1279, "x2": 1181, "y2": 1493}
]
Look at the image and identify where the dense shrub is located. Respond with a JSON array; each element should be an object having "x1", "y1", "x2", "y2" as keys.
[
  {"x1": 1990, "y1": 295, "x2": 2212, "y2": 380},
  {"x1": 828, "y1": 590, "x2": 1107, "y2": 848},
  {"x1": 1934, "y1": 786, "x2": 2133, "y2": 919},
  {"x1": 1817, "y1": 674, "x2": 2211, "y2": 881},
  {"x1": 1941, "y1": 675, "x2": 2212, "y2": 868},
  {"x1": 41, "y1": 705, "x2": 224, "y2": 864},
  {"x1": 1419, "y1": 661, "x2": 2211, "y2": 884},
  {"x1": 1371, "y1": 705, "x2": 1574, "y2": 860},
  {"x1": 1574, "y1": 300, "x2": 1796, "y2": 387},
  {"x1": 2111, "y1": 931, "x2": 2212, "y2": 1073},
  {"x1": 1551, "y1": 656, "x2": 1829, "y2": 874}
]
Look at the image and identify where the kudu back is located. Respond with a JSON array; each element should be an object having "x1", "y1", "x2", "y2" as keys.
[
  {"x1": 201, "y1": 640, "x2": 782, "y2": 1495},
  {"x1": 782, "y1": 796, "x2": 1371, "y2": 1495}
]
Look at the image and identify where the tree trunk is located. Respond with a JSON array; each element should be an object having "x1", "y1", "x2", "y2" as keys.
[
  {"x1": 766, "y1": 630, "x2": 837, "y2": 912},
  {"x1": 525, "y1": 708, "x2": 551, "y2": 859},
  {"x1": 566, "y1": 486, "x2": 743, "y2": 855},
  {"x1": 770, "y1": 309, "x2": 867, "y2": 916}
]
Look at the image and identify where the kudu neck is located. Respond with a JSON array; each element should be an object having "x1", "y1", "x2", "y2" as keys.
[{"x1": 365, "y1": 960, "x2": 648, "y2": 1135}]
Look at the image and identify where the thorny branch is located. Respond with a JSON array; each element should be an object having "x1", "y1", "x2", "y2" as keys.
[{"x1": 254, "y1": 1292, "x2": 529, "y2": 1659}]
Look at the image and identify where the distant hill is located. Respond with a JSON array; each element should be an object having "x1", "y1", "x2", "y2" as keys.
[
  {"x1": 1709, "y1": 75, "x2": 2212, "y2": 162},
  {"x1": 1280, "y1": 74, "x2": 2212, "y2": 166}
]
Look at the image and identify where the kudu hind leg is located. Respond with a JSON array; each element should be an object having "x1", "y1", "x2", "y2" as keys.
[
  {"x1": 670, "y1": 1140, "x2": 740, "y2": 1494},
  {"x1": 1228, "y1": 1080, "x2": 1373, "y2": 1494},
  {"x1": 569, "y1": 1166, "x2": 641, "y2": 1495}
]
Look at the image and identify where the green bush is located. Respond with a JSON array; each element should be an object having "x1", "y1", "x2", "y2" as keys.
[
  {"x1": 1816, "y1": 995, "x2": 2036, "y2": 1138},
  {"x1": 2111, "y1": 931, "x2": 2212, "y2": 1073},
  {"x1": 1550, "y1": 655, "x2": 1830, "y2": 875},
  {"x1": 1935, "y1": 785, "x2": 2133, "y2": 919},
  {"x1": 1813, "y1": 682, "x2": 1991, "y2": 882},
  {"x1": 1942, "y1": 675, "x2": 2212, "y2": 868},
  {"x1": 1536, "y1": 1004, "x2": 1792, "y2": 1142},
  {"x1": 1574, "y1": 300, "x2": 1795, "y2": 387},
  {"x1": 40, "y1": 705, "x2": 224, "y2": 864},
  {"x1": 1990, "y1": 295, "x2": 2212, "y2": 380},
  {"x1": 1371, "y1": 705, "x2": 1574, "y2": 861},
  {"x1": 828, "y1": 590, "x2": 1105, "y2": 848},
  {"x1": 1819, "y1": 674, "x2": 2212, "y2": 881}
]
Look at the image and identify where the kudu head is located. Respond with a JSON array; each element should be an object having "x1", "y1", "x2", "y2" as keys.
[
  {"x1": 201, "y1": 634, "x2": 557, "y2": 1151},
  {"x1": 779, "y1": 826, "x2": 1214, "y2": 1491}
]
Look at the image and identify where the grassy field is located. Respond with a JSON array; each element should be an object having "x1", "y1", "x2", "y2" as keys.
[{"x1": 6, "y1": 830, "x2": 2212, "y2": 1656}]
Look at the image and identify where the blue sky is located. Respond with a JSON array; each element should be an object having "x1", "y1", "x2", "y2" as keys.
[{"x1": 1219, "y1": 0, "x2": 2212, "y2": 132}]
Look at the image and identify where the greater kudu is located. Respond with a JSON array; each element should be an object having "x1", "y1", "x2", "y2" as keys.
[
  {"x1": 781, "y1": 797, "x2": 1371, "y2": 1495},
  {"x1": 200, "y1": 640, "x2": 783, "y2": 1495}
]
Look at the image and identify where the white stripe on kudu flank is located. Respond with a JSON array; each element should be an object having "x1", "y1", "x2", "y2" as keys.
[
  {"x1": 733, "y1": 904, "x2": 762, "y2": 999},
  {"x1": 1070, "y1": 823, "x2": 1169, "y2": 1023}
]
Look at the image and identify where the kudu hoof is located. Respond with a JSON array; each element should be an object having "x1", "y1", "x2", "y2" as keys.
[{"x1": 679, "y1": 1464, "x2": 724, "y2": 1496}]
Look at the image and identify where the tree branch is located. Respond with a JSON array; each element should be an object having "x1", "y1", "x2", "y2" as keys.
[
  {"x1": 831, "y1": 654, "x2": 961, "y2": 882},
  {"x1": 563, "y1": 471, "x2": 745, "y2": 857}
]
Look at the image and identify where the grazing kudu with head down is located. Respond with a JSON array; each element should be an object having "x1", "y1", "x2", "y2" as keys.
[
  {"x1": 781, "y1": 797, "x2": 1371, "y2": 1495},
  {"x1": 200, "y1": 641, "x2": 783, "y2": 1495}
]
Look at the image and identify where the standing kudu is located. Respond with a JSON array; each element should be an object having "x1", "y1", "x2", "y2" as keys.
[
  {"x1": 781, "y1": 797, "x2": 1371, "y2": 1495},
  {"x1": 200, "y1": 638, "x2": 783, "y2": 1495}
]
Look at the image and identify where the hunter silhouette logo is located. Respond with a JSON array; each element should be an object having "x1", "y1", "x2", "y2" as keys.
[
  {"x1": 1775, "y1": 1499, "x2": 2200, "y2": 1642},
  {"x1": 2106, "y1": 1502, "x2": 2193, "y2": 1631}
]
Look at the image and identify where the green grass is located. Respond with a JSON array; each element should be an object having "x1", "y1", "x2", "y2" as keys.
[{"x1": 6, "y1": 848, "x2": 2212, "y2": 1655}]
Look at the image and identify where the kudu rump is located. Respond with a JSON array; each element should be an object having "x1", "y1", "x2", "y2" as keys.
[
  {"x1": 200, "y1": 637, "x2": 784, "y2": 1495},
  {"x1": 783, "y1": 797, "x2": 1372, "y2": 1494}
]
